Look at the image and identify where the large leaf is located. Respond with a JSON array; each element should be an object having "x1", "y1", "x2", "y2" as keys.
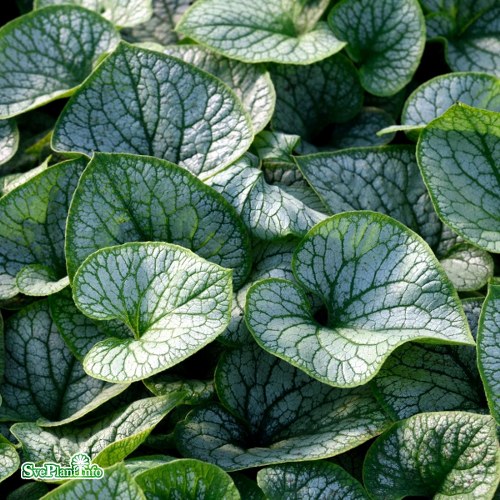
[
  {"x1": 257, "y1": 462, "x2": 369, "y2": 500},
  {"x1": 41, "y1": 463, "x2": 144, "y2": 499},
  {"x1": 417, "y1": 103, "x2": 500, "y2": 252},
  {"x1": 0, "y1": 6, "x2": 120, "y2": 118},
  {"x1": 0, "y1": 435, "x2": 19, "y2": 483},
  {"x1": 385, "y1": 72, "x2": 500, "y2": 139},
  {"x1": 124, "y1": 0, "x2": 192, "y2": 44},
  {"x1": 0, "y1": 301, "x2": 127, "y2": 425},
  {"x1": 363, "y1": 412, "x2": 500, "y2": 499},
  {"x1": 52, "y1": 43, "x2": 253, "y2": 178},
  {"x1": 65, "y1": 153, "x2": 251, "y2": 287},
  {"x1": 176, "y1": 0, "x2": 345, "y2": 65},
  {"x1": 175, "y1": 345, "x2": 390, "y2": 471},
  {"x1": 162, "y1": 45, "x2": 275, "y2": 134},
  {"x1": 478, "y1": 284, "x2": 500, "y2": 424},
  {"x1": 0, "y1": 119, "x2": 18, "y2": 165},
  {"x1": 328, "y1": 0, "x2": 426, "y2": 96},
  {"x1": 246, "y1": 212, "x2": 472, "y2": 388},
  {"x1": 11, "y1": 393, "x2": 184, "y2": 467},
  {"x1": 0, "y1": 158, "x2": 86, "y2": 300},
  {"x1": 372, "y1": 298, "x2": 485, "y2": 419},
  {"x1": 269, "y1": 54, "x2": 363, "y2": 141},
  {"x1": 35, "y1": 0, "x2": 153, "y2": 28},
  {"x1": 295, "y1": 146, "x2": 442, "y2": 248},
  {"x1": 73, "y1": 242, "x2": 232, "y2": 383},
  {"x1": 135, "y1": 459, "x2": 240, "y2": 499},
  {"x1": 206, "y1": 154, "x2": 326, "y2": 240}
]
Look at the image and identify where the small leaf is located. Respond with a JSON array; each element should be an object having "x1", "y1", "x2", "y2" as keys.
[
  {"x1": 328, "y1": 0, "x2": 426, "y2": 96},
  {"x1": 247, "y1": 212, "x2": 473, "y2": 388},
  {"x1": 257, "y1": 462, "x2": 369, "y2": 500},
  {"x1": 35, "y1": 0, "x2": 153, "y2": 28},
  {"x1": 0, "y1": 159, "x2": 49, "y2": 197},
  {"x1": 440, "y1": 243, "x2": 494, "y2": 291},
  {"x1": 11, "y1": 393, "x2": 184, "y2": 467},
  {"x1": 372, "y1": 299, "x2": 485, "y2": 419},
  {"x1": 396, "y1": 72, "x2": 500, "y2": 139},
  {"x1": 0, "y1": 158, "x2": 86, "y2": 300},
  {"x1": 163, "y1": 45, "x2": 275, "y2": 133},
  {"x1": 478, "y1": 284, "x2": 500, "y2": 424},
  {"x1": 417, "y1": 103, "x2": 500, "y2": 252},
  {"x1": 269, "y1": 54, "x2": 363, "y2": 141},
  {"x1": 143, "y1": 373, "x2": 214, "y2": 405},
  {"x1": 175, "y1": 345, "x2": 389, "y2": 470},
  {"x1": 176, "y1": 0, "x2": 345, "y2": 65},
  {"x1": 124, "y1": 0, "x2": 192, "y2": 44},
  {"x1": 0, "y1": 119, "x2": 18, "y2": 165},
  {"x1": 135, "y1": 459, "x2": 240, "y2": 499},
  {"x1": 296, "y1": 146, "x2": 442, "y2": 248},
  {"x1": 252, "y1": 131, "x2": 301, "y2": 170},
  {"x1": 41, "y1": 463, "x2": 145, "y2": 499},
  {"x1": 65, "y1": 153, "x2": 251, "y2": 287},
  {"x1": 73, "y1": 242, "x2": 232, "y2": 383},
  {"x1": 0, "y1": 6, "x2": 120, "y2": 118},
  {"x1": 363, "y1": 412, "x2": 500, "y2": 499},
  {"x1": 52, "y1": 43, "x2": 253, "y2": 178},
  {"x1": 0, "y1": 435, "x2": 19, "y2": 483},
  {"x1": 0, "y1": 300, "x2": 128, "y2": 425},
  {"x1": 206, "y1": 154, "x2": 326, "y2": 240}
]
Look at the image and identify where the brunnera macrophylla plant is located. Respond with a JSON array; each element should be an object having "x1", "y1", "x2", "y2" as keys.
[{"x1": 0, "y1": 0, "x2": 498, "y2": 497}]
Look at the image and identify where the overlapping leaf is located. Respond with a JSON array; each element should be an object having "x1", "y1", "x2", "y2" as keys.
[
  {"x1": 417, "y1": 103, "x2": 500, "y2": 252},
  {"x1": 247, "y1": 212, "x2": 473, "y2": 388},
  {"x1": 477, "y1": 284, "x2": 500, "y2": 424},
  {"x1": 65, "y1": 153, "x2": 251, "y2": 287},
  {"x1": 364, "y1": 412, "x2": 500, "y2": 499},
  {"x1": 0, "y1": 119, "x2": 18, "y2": 165},
  {"x1": 35, "y1": 0, "x2": 153, "y2": 28},
  {"x1": 176, "y1": 0, "x2": 345, "y2": 65},
  {"x1": 0, "y1": 158, "x2": 86, "y2": 300},
  {"x1": 163, "y1": 45, "x2": 275, "y2": 133},
  {"x1": 328, "y1": 0, "x2": 426, "y2": 96},
  {"x1": 0, "y1": 6, "x2": 120, "y2": 118},
  {"x1": 175, "y1": 345, "x2": 390, "y2": 470},
  {"x1": 52, "y1": 43, "x2": 253, "y2": 177},
  {"x1": 0, "y1": 301, "x2": 127, "y2": 426},
  {"x1": 73, "y1": 242, "x2": 232, "y2": 382}
]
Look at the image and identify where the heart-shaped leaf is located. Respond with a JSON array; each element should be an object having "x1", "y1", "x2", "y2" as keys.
[
  {"x1": 135, "y1": 459, "x2": 240, "y2": 499},
  {"x1": 124, "y1": 0, "x2": 192, "y2": 44},
  {"x1": 269, "y1": 54, "x2": 363, "y2": 141},
  {"x1": 175, "y1": 345, "x2": 390, "y2": 470},
  {"x1": 0, "y1": 6, "x2": 120, "y2": 118},
  {"x1": 11, "y1": 393, "x2": 185, "y2": 467},
  {"x1": 257, "y1": 462, "x2": 369, "y2": 500},
  {"x1": 35, "y1": 0, "x2": 153, "y2": 28},
  {"x1": 363, "y1": 412, "x2": 500, "y2": 499},
  {"x1": 41, "y1": 463, "x2": 144, "y2": 500},
  {"x1": 0, "y1": 119, "x2": 18, "y2": 165},
  {"x1": 440, "y1": 243, "x2": 494, "y2": 291},
  {"x1": 246, "y1": 212, "x2": 473, "y2": 388},
  {"x1": 0, "y1": 158, "x2": 86, "y2": 300},
  {"x1": 296, "y1": 146, "x2": 442, "y2": 248},
  {"x1": 65, "y1": 153, "x2": 251, "y2": 287},
  {"x1": 382, "y1": 72, "x2": 500, "y2": 139},
  {"x1": 0, "y1": 435, "x2": 19, "y2": 483},
  {"x1": 176, "y1": 0, "x2": 345, "y2": 65},
  {"x1": 163, "y1": 45, "x2": 275, "y2": 134},
  {"x1": 52, "y1": 43, "x2": 253, "y2": 178},
  {"x1": 206, "y1": 154, "x2": 326, "y2": 240},
  {"x1": 73, "y1": 242, "x2": 232, "y2": 383},
  {"x1": 417, "y1": 103, "x2": 500, "y2": 252},
  {"x1": 0, "y1": 301, "x2": 127, "y2": 426},
  {"x1": 372, "y1": 298, "x2": 485, "y2": 419},
  {"x1": 328, "y1": 0, "x2": 426, "y2": 96},
  {"x1": 477, "y1": 284, "x2": 500, "y2": 424}
]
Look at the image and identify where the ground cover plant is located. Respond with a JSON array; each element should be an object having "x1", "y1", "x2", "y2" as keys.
[{"x1": 0, "y1": 0, "x2": 499, "y2": 498}]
